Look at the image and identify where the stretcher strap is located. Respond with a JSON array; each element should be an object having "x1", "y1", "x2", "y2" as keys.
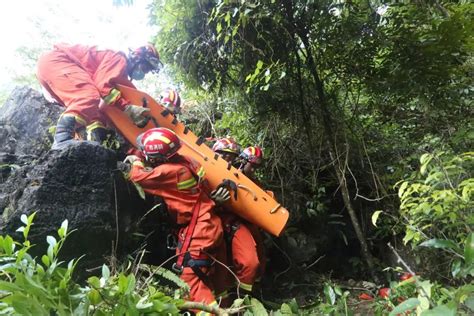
[
  {"x1": 237, "y1": 184, "x2": 257, "y2": 201},
  {"x1": 175, "y1": 191, "x2": 203, "y2": 271}
]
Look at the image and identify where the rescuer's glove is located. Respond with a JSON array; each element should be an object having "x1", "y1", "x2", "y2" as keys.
[
  {"x1": 210, "y1": 187, "x2": 230, "y2": 204},
  {"x1": 124, "y1": 104, "x2": 151, "y2": 128}
]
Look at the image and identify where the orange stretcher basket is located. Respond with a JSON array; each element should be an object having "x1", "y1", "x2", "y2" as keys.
[{"x1": 101, "y1": 85, "x2": 289, "y2": 236}]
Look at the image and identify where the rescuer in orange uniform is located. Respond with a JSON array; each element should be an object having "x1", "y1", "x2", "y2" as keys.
[
  {"x1": 125, "y1": 128, "x2": 229, "y2": 309},
  {"x1": 212, "y1": 139, "x2": 266, "y2": 295},
  {"x1": 37, "y1": 43, "x2": 161, "y2": 148}
]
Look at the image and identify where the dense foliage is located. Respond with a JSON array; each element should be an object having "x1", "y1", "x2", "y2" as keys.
[
  {"x1": 150, "y1": 0, "x2": 472, "y2": 272},
  {"x1": 0, "y1": 0, "x2": 472, "y2": 314},
  {"x1": 0, "y1": 213, "x2": 184, "y2": 315},
  {"x1": 145, "y1": 0, "x2": 473, "y2": 313}
]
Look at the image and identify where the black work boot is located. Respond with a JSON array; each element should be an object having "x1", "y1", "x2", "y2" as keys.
[
  {"x1": 52, "y1": 115, "x2": 76, "y2": 150},
  {"x1": 87, "y1": 127, "x2": 108, "y2": 144}
]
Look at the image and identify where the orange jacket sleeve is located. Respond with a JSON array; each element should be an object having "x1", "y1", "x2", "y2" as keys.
[
  {"x1": 93, "y1": 50, "x2": 136, "y2": 110},
  {"x1": 128, "y1": 162, "x2": 174, "y2": 193}
]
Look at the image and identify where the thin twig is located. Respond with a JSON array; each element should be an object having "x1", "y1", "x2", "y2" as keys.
[
  {"x1": 203, "y1": 250, "x2": 242, "y2": 299},
  {"x1": 179, "y1": 301, "x2": 245, "y2": 316},
  {"x1": 304, "y1": 255, "x2": 326, "y2": 270},
  {"x1": 113, "y1": 177, "x2": 119, "y2": 256},
  {"x1": 271, "y1": 238, "x2": 292, "y2": 282},
  {"x1": 387, "y1": 242, "x2": 434, "y2": 308}
]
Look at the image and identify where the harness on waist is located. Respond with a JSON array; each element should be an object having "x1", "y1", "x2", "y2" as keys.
[
  {"x1": 171, "y1": 190, "x2": 213, "y2": 288},
  {"x1": 224, "y1": 222, "x2": 241, "y2": 265}
]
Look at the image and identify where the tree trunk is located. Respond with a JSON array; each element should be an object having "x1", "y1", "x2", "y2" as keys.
[
  {"x1": 297, "y1": 33, "x2": 379, "y2": 282},
  {"x1": 281, "y1": 0, "x2": 378, "y2": 281}
]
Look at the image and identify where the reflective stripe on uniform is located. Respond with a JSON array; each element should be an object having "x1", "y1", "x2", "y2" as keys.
[
  {"x1": 239, "y1": 282, "x2": 253, "y2": 292},
  {"x1": 86, "y1": 121, "x2": 105, "y2": 132},
  {"x1": 103, "y1": 88, "x2": 121, "y2": 105},
  {"x1": 132, "y1": 161, "x2": 144, "y2": 167},
  {"x1": 197, "y1": 166, "x2": 205, "y2": 178},
  {"x1": 61, "y1": 113, "x2": 87, "y2": 126},
  {"x1": 177, "y1": 177, "x2": 197, "y2": 190}
]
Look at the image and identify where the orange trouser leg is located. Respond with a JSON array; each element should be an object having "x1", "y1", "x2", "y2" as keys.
[
  {"x1": 247, "y1": 223, "x2": 266, "y2": 279},
  {"x1": 180, "y1": 266, "x2": 216, "y2": 304},
  {"x1": 210, "y1": 240, "x2": 232, "y2": 300},
  {"x1": 232, "y1": 223, "x2": 261, "y2": 291},
  {"x1": 37, "y1": 51, "x2": 105, "y2": 124}
]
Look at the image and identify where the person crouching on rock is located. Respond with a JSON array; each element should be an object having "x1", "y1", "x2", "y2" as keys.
[{"x1": 37, "y1": 43, "x2": 161, "y2": 149}]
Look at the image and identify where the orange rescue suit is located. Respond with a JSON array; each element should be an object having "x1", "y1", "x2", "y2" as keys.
[
  {"x1": 37, "y1": 43, "x2": 134, "y2": 126},
  {"x1": 217, "y1": 211, "x2": 266, "y2": 293},
  {"x1": 129, "y1": 155, "x2": 224, "y2": 306}
]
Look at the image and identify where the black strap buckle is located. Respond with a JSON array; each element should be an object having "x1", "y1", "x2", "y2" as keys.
[
  {"x1": 166, "y1": 234, "x2": 177, "y2": 250},
  {"x1": 171, "y1": 263, "x2": 184, "y2": 274}
]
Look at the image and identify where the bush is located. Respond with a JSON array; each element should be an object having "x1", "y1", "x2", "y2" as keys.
[
  {"x1": 0, "y1": 212, "x2": 182, "y2": 315},
  {"x1": 397, "y1": 151, "x2": 473, "y2": 279}
]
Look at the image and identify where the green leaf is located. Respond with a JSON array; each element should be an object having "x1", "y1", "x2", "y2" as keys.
[
  {"x1": 398, "y1": 181, "x2": 409, "y2": 198},
  {"x1": 47, "y1": 245, "x2": 54, "y2": 260},
  {"x1": 232, "y1": 298, "x2": 244, "y2": 308},
  {"x1": 41, "y1": 254, "x2": 50, "y2": 267},
  {"x1": 403, "y1": 229, "x2": 416, "y2": 245},
  {"x1": 0, "y1": 280, "x2": 22, "y2": 292},
  {"x1": 324, "y1": 284, "x2": 336, "y2": 305},
  {"x1": 420, "y1": 153, "x2": 433, "y2": 175},
  {"x1": 27, "y1": 212, "x2": 36, "y2": 225},
  {"x1": 288, "y1": 298, "x2": 299, "y2": 313},
  {"x1": 250, "y1": 298, "x2": 268, "y2": 315},
  {"x1": 58, "y1": 219, "x2": 68, "y2": 238},
  {"x1": 101, "y1": 264, "x2": 110, "y2": 280},
  {"x1": 279, "y1": 303, "x2": 293, "y2": 315},
  {"x1": 256, "y1": 60, "x2": 264, "y2": 70},
  {"x1": 265, "y1": 73, "x2": 271, "y2": 83},
  {"x1": 419, "y1": 239, "x2": 462, "y2": 253},
  {"x1": 465, "y1": 294, "x2": 474, "y2": 312},
  {"x1": 3, "y1": 235, "x2": 14, "y2": 255},
  {"x1": 421, "y1": 304, "x2": 457, "y2": 316},
  {"x1": 125, "y1": 274, "x2": 136, "y2": 295},
  {"x1": 451, "y1": 259, "x2": 462, "y2": 278},
  {"x1": 88, "y1": 289, "x2": 102, "y2": 305},
  {"x1": 88, "y1": 276, "x2": 101, "y2": 288},
  {"x1": 464, "y1": 233, "x2": 474, "y2": 266},
  {"x1": 389, "y1": 298, "x2": 420, "y2": 316},
  {"x1": 46, "y1": 235, "x2": 57, "y2": 248},
  {"x1": 372, "y1": 210, "x2": 383, "y2": 227},
  {"x1": 20, "y1": 214, "x2": 28, "y2": 225},
  {"x1": 225, "y1": 11, "x2": 231, "y2": 27},
  {"x1": 118, "y1": 273, "x2": 128, "y2": 293}
]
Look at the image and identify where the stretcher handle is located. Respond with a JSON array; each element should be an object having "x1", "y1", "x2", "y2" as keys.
[
  {"x1": 237, "y1": 184, "x2": 258, "y2": 201},
  {"x1": 270, "y1": 203, "x2": 282, "y2": 214}
]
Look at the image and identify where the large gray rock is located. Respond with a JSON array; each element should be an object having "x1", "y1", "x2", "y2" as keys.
[
  {"x1": 0, "y1": 86, "x2": 61, "y2": 157},
  {"x1": 0, "y1": 141, "x2": 148, "y2": 269},
  {"x1": 0, "y1": 87, "x2": 163, "y2": 273}
]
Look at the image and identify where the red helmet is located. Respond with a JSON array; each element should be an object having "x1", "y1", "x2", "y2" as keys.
[
  {"x1": 212, "y1": 138, "x2": 240, "y2": 155},
  {"x1": 129, "y1": 44, "x2": 162, "y2": 73},
  {"x1": 240, "y1": 146, "x2": 263, "y2": 164},
  {"x1": 137, "y1": 128, "x2": 181, "y2": 160},
  {"x1": 159, "y1": 89, "x2": 181, "y2": 114}
]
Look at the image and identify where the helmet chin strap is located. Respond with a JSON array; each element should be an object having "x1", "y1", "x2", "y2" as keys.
[{"x1": 145, "y1": 154, "x2": 166, "y2": 164}]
